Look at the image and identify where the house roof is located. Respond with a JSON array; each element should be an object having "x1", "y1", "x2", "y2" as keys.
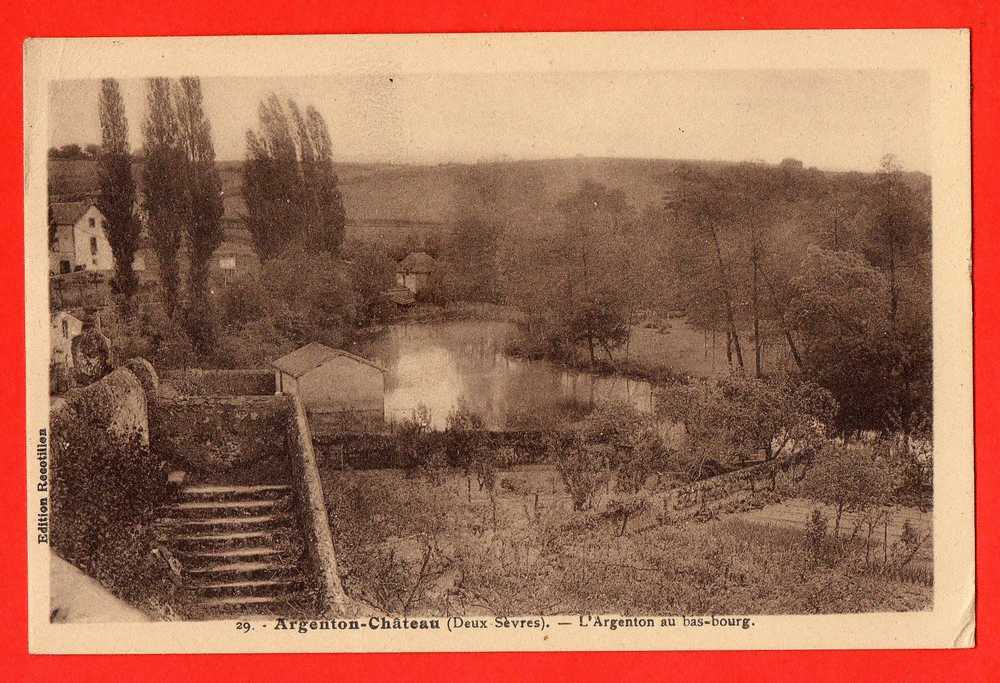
[
  {"x1": 271, "y1": 342, "x2": 387, "y2": 377},
  {"x1": 398, "y1": 251, "x2": 437, "y2": 274},
  {"x1": 51, "y1": 201, "x2": 98, "y2": 226}
]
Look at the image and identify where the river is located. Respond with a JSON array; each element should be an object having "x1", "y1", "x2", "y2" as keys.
[{"x1": 360, "y1": 321, "x2": 655, "y2": 430}]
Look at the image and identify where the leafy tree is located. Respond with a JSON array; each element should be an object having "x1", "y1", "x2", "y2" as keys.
[
  {"x1": 556, "y1": 180, "x2": 632, "y2": 363},
  {"x1": 801, "y1": 444, "x2": 896, "y2": 539},
  {"x1": 243, "y1": 96, "x2": 346, "y2": 259},
  {"x1": 304, "y1": 105, "x2": 347, "y2": 254},
  {"x1": 243, "y1": 94, "x2": 302, "y2": 260},
  {"x1": 553, "y1": 402, "x2": 668, "y2": 520},
  {"x1": 96, "y1": 79, "x2": 141, "y2": 317},
  {"x1": 787, "y1": 245, "x2": 929, "y2": 434},
  {"x1": 175, "y1": 77, "x2": 224, "y2": 354},
  {"x1": 344, "y1": 239, "x2": 396, "y2": 325},
  {"x1": 864, "y1": 155, "x2": 931, "y2": 325},
  {"x1": 446, "y1": 215, "x2": 503, "y2": 303},
  {"x1": 141, "y1": 78, "x2": 186, "y2": 319},
  {"x1": 566, "y1": 293, "x2": 629, "y2": 362},
  {"x1": 658, "y1": 373, "x2": 835, "y2": 479},
  {"x1": 263, "y1": 246, "x2": 354, "y2": 345},
  {"x1": 665, "y1": 164, "x2": 747, "y2": 370},
  {"x1": 710, "y1": 373, "x2": 836, "y2": 462}
]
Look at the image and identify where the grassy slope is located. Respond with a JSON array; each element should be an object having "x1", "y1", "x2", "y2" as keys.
[{"x1": 322, "y1": 467, "x2": 931, "y2": 617}]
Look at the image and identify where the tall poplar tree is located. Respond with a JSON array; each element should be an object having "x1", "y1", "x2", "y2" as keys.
[
  {"x1": 142, "y1": 77, "x2": 185, "y2": 319},
  {"x1": 96, "y1": 78, "x2": 140, "y2": 316},
  {"x1": 175, "y1": 77, "x2": 224, "y2": 353},
  {"x1": 243, "y1": 95, "x2": 345, "y2": 259},
  {"x1": 305, "y1": 105, "x2": 346, "y2": 254}
]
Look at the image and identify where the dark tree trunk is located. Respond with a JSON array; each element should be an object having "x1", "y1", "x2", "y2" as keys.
[{"x1": 709, "y1": 223, "x2": 744, "y2": 370}]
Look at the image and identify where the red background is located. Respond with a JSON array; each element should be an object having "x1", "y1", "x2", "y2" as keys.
[{"x1": 2, "y1": 1, "x2": 996, "y2": 679}]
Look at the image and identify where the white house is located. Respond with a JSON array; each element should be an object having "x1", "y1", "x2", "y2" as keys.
[
  {"x1": 272, "y1": 342, "x2": 387, "y2": 433},
  {"x1": 49, "y1": 202, "x2": 115, "y2": 275},
  {"x1": 50, "y1": 310, "x2": 84, "y2": 368}
]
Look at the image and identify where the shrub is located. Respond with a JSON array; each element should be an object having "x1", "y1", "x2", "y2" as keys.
[
  {"x1": 806, "y1": 508, "x2": 828, "y2": 565},
  {"x1": 658, "y1": 374, "x2": 836, "y2": 476},
  {"x1": 801, "y1": 444, "x2": 896, "y2": 538},
  {"x1": 218, "y1": 277, "x2": 269, "y2": 328},
  {"x1": 51, "y1": 393, "x2": 169, "y2": 609}
]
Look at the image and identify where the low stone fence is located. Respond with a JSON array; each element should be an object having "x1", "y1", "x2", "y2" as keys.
[
  {"x1": 159, "y1": 368, "x2": 276, "y2": 397},
  {"x1": 150, "y1": 394, "x2": 292, "y2": 482},
  {"x1": 312, "y1": 430, "x2": 554, "y2": 469},
  {"x1": 623, "y1": 453, "x2": 812, "y2": 533}
]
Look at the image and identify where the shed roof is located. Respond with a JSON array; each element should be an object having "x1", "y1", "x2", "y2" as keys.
[
  {"x1": 51, "y1": 201, "x2": 99, "y2": 226},
  {"x1": 398, "y1": 251, "x2": 437, "y2": 274},
  {"x1": 271, "y1": 342, "x2": 386, "y2": 377}
]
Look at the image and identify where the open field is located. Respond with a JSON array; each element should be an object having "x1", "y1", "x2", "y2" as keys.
[
  {"x1": 320, "y1": 466, "x2": 932, "y2": 617},
  {"x1": 627, "y1": 318, "x2": 794, "y2": 378}
]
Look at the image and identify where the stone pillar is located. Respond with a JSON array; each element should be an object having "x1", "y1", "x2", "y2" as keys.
[{"x1": 70, "y1": 309, "x2": 113, "y2": 387}]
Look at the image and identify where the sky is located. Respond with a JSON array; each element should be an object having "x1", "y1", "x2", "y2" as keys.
[{"x1": 48, "y1": 70, "x2": 930, "y2": 173}]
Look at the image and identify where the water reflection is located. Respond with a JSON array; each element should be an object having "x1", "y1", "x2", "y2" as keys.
[{"x1": 362, "y1": 321, "x2": 655, "y2": 430}]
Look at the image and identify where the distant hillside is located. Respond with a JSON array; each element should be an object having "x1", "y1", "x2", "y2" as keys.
[{"x1": 48, "y1": 157, "x2": 930, "y2": 240}]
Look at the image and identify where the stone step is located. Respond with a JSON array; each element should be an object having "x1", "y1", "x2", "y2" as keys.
[
  {"x1": 163, "y1": 530, "x2": 277, "y2": 550},
  {"x1": 189, "y1": 594, "x2": 310, "y2": 618},
  {"x1": 187, "y1": 560, "x2": 297, "y2": 578},
  {"x1": 164, "y1": 499, "x2": 289, "y2": 518},
  {"x1": 176, "y1": 547, "x2": 299, "y2": 569},
  {"x1": 177, "y1": 546, "x2": 285, "y2": 562},
  {"x1": 154, "y1": 513, "x2": 292, "y2": 533},
  {"x1": 180, "y1": 484, "x2": 292, "y2": 501},
  {"x1": 191, "y1": 577, "x2": 305, "y2": 597}
]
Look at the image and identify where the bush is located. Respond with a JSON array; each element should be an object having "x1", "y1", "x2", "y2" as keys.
[
  {"x1": 806, "y1": 508, "x2": 828, "y2": 565},
  {"x1": 51, "y1": 393, "x2": 169, "y2": 609},
  {"x1": 218, "y1": 277, "x2": 269, "y2": 328},
  {"x1": 801, "y1": 444, "x2": 896, "y2": 539}
]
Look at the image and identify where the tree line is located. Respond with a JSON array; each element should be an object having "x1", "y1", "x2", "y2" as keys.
[
  {"x1": 65, "y1": 82, "x2": 354, "y2": 361},
  {"x1": 478, "y1": 157, "x2": 932, "y2": 438}
]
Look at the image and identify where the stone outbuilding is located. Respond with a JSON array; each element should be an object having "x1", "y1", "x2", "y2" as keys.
[
  {"x1": 272, "y1": 342, "x2": 387, "y2": 432},
  {"x1": 395, "y1": 251, "x2": 437, "y2": 295}
]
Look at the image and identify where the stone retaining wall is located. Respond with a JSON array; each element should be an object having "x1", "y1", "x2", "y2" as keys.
[
  {"x1": 624, "y1": 454, "x2": 811, "y2": 533},
  {"x1": 150, "y1": 394, "x2": 292, "y2": 481},
  {"x1": 287, "y1": 393, "x2": 350, "y2": 616},
  {"x1": 159, "y1": 368, "x2": 276, "y2": 397},
  {"x1": 53, "y1": 365, "x2": 151, "y2": 447}
]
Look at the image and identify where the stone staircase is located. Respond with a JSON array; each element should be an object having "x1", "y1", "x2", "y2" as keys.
[{"x1": 152, "y1": 482, "x2": 316, "y2": 620}]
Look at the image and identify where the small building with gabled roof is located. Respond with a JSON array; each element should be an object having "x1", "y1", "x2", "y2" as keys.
[
  {"x1": 396, "y1": 251, "x2": 437, "y2": 294},
  {"x1": 272, "y1": 342, "x2": 387, "y2": 432}
]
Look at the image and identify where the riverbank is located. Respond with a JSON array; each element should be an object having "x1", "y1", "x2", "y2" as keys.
[
  {"x1": 504, "y1": 335, "x2": 692, "y2": 387},
  {"x1": 390, "y1": 301, "x2": 525, "y2": 325},
  {"x1": 504, "y1": 315, "x2": 793, "y2": 384}
]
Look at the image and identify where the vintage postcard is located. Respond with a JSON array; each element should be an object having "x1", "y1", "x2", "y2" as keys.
[{"x1": 24, "y1": 30, "x2": 973, "y2": 653}]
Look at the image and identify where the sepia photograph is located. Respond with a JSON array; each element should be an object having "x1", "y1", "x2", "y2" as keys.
[{"x1": 23, "y1": 31, "x2": 973, "y2": 652}]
